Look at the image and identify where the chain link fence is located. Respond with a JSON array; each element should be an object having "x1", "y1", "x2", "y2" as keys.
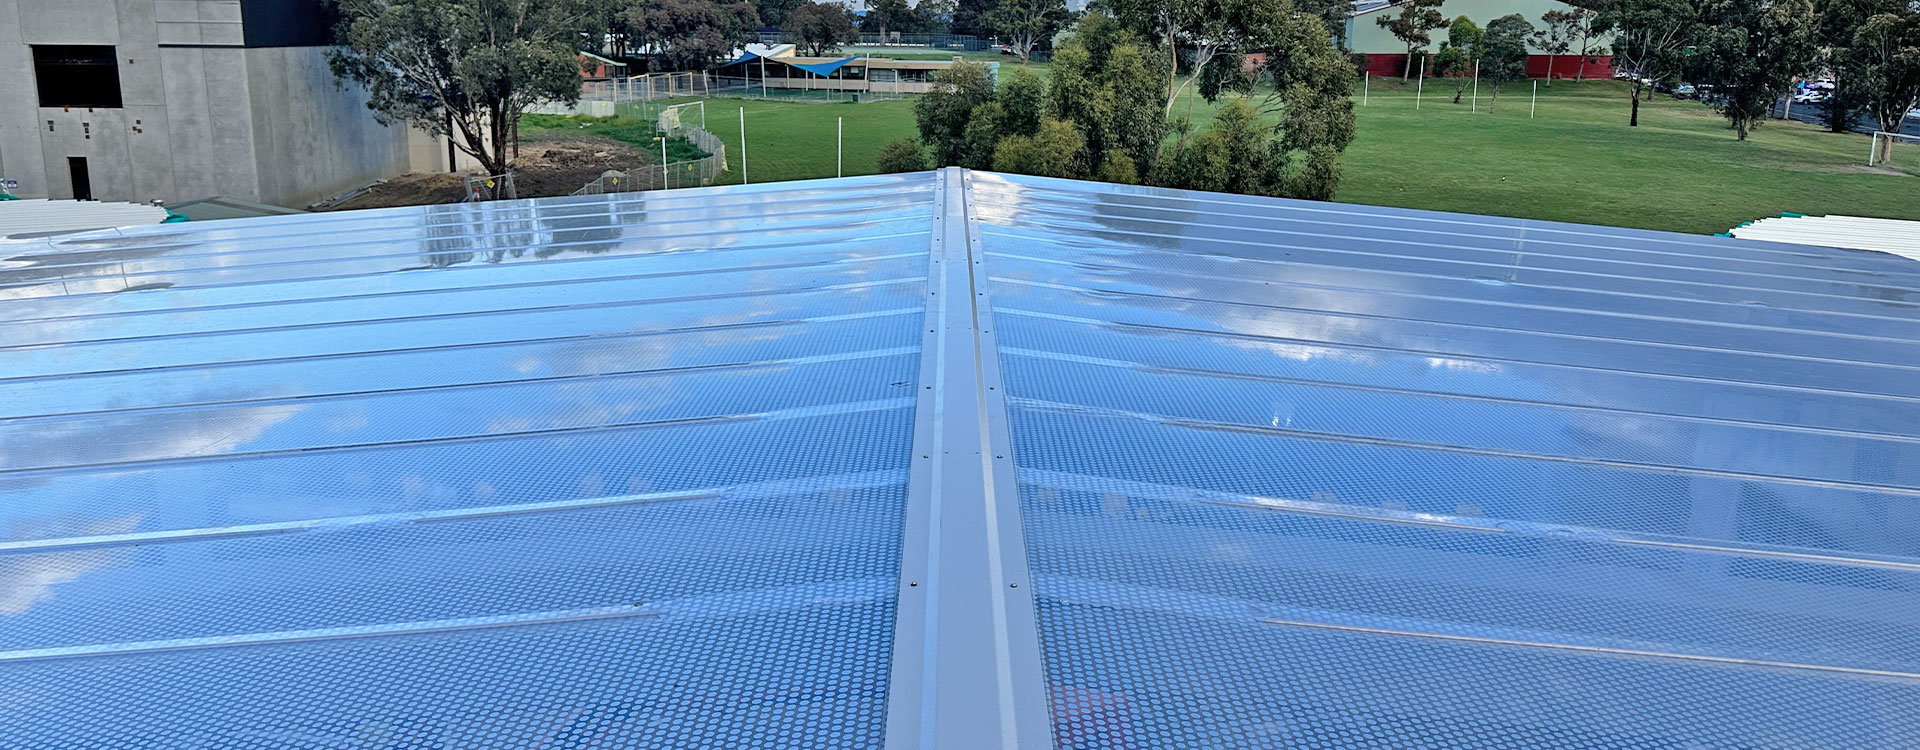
[{"x1": 577, "y1": 73, "x2": 714, "y2": 117}]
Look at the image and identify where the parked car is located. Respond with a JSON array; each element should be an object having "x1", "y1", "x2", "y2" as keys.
[
  {"x1": 1671, "y1": 83, "x2": 1697, "y2": 99},
  {"x1": 1793, "y1": 90, "x2": 1830, "y2": 104}
]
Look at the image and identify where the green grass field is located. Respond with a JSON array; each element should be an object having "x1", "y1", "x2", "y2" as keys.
[
  {"x1": 521, "y1": 114, "x2": 713, "y2": 161},
  {"x1": 528, "y1": 77, "x2": 1920, "y2": 234},
  {"x1": 710, "y1": 98, "x2": 923, "y2": 184},
  {"x1": 1339, "y1": 78, "x2": 1920, "y2": 233}
]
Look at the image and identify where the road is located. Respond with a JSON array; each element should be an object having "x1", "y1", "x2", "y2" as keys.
[{"x1": 1767, "y1": 98, "x2": 1920, "y2": 138}]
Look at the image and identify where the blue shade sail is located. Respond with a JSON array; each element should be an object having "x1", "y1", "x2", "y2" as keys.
[
  {"x1": 714, "y1": 51, "x2": 857, "y2": 77},
  {"x1": 3, "y1": 168, "x2": 1919, "y2": 748}
]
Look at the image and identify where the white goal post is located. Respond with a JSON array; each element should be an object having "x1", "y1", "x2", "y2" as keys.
[
  {"x1": 657, "y1": 101, "x2": 707, "y2": 136},
  {"x1": 1869, "y1": 130, "x2": 1920, "y2": 165}
]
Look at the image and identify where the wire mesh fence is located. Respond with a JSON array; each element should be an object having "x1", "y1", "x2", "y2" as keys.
[
  {"x1": 579, "y1": 73, "x2": 716, "y2": 119},
  {"x1": 756, "y1": 31, "x2": 987, "y2": 50},
  {"x1": 580, "y1": 71, "x2": 914, "y2": 112},
  {"x1": 462, "y1": 173, "x2": 516, "y2": 202},
  {"x1": 571, "y1": 112, "x2": 729, "y2": 195},
  {"x1": 704, "y1": 75, "x2": 913, "y2": 103}
]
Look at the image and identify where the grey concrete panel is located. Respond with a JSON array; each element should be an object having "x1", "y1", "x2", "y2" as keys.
[
  {"x1": 36, "y1": 110, "x2": 139, "y2": 201},
  {"x1": 201, "y1": 19, "x2": 241, "y2": 45},
  {"x1": 199, "y1": 0, "x2": 240, "y2": 22},
  {"x1": 201, "y1": 46, "x2": 260, "y2": 198},
  {"x1": 155, "y1": 21, "x2": 201, "y2": 45},
  {"x1": 245, "y1": 46, "x2": 409, "y2": 206},
  {"x1": 126, "y1": 104, "x2": 177, "y2": 202},
  {"x1": 158, "y1": 47, "x2": 215, "y2": 200},
  {"x1": 0, "y1": 1, "x2": 52, "y2": 195},
  {"x1": 19, "y1": 0, "x2": 118, "y2": 43},
  {"x1": 153, "y1": 1, "x2": 198, "y2": 22},
  {"x1": 117, "y1": 1, "x2": 168, "y2": 108}
]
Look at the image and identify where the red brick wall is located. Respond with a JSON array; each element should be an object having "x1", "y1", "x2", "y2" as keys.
[{"x1": 1357, "y1": 53, "x2": 1613, "y2": 80}]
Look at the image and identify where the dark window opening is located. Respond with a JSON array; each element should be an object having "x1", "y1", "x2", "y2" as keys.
[
  {"x1": 33, "y1": 46, "x2": 122, "y2": 109},
  {"x1": 68, "y1": 157, "x2": 92, "y2": 201},
  {"x1": 240, "y1": 0, "x2": 340, "y2": 47}
]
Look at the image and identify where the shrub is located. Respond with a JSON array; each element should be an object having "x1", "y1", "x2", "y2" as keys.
[{"x1": 876, "y1": 140, "x2": 930, "y2": 173}]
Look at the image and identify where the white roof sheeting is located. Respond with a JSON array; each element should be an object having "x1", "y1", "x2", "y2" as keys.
[
  {"x1": 1729, "y1": 214, "x2": 1920, "y2": 263},
  {"x1": 0, "y1": 199, "x2": 170, "y2": 240}
]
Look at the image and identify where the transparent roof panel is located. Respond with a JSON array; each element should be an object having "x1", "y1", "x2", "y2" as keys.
[
  {"x1": 972, "y1": 171, "x2": 1920, "y2": 749},
  {"x1": 4, "y1": 169, "x2": 1918, "y2": 748},
  {"x1": 0, "y1": 175, "x2": 933, "y2": 747}
]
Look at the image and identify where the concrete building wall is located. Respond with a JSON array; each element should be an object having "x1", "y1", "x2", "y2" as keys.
[
  {"x1": 0, "y1": 0, "x2": 411, "y2": 206},
  {"x1": 0, "y1": 3, "x2": 49, "y2": 193},
  {"x1": 245, "y1": 46, "x2": 411, "y2": 206}
]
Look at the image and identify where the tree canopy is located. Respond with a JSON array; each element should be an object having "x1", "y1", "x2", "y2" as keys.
[
  {"x1": 993, "y1": 118, "x2": 1088, "y2": 177},
  {"x1": 1599, "y1": 0, "x2": 1699, "y2": 126},
  {"x1": 1159, "y1": 99, "x2": 1271, "y2": 193},
  {"x1": 1533, "y1": 8, "x2": 1579, "y2": 82},
  {"x1": 877, "y1": 139, "x2": 930, "y2": 172},
  {"x1": 1257, "y1": 5, "x2": 1357, "y2": 199},
  {"x1": 1374, "y1": 0, "x2": 1449, "y2": 79},
  {"x1": 752, "y1": 0, "x2": 805, "y2": 26},
  {"x1": 1691, "y1": 0, "x2": 1819, "y2": 139},
  {"x1": 863, "y1": 0, "x2": 912, "y2": 39},
  {"x1": 951, "y1": 0, "x2": 994, "y2": 36},
  {"x1": 985, "y1": 0, "x2": 1072, "y2": 64},
  {"x1": 1480, "y1": 13, "x2": 1535, "y2": 109},
  {"x1": 328, "y1": 0, "x2": 601, "y2": 176},
  {"x1": 1848, "y1": 3, "x2": 1920, "y2": 151},
  {"x1": 785, "y1": 1, "x2": 859, "y2": 55},
  {"x1": 1048, "y1": 15, "x2": 1169, "y2": 179},
  {"x1": 908, "y1": 6, "x2": 1353, "y2": 202},
  {"x1": 1813, "y1": 0, "x2": 1885, "y2": 132},
  {"x1": 914, "y1": 61, "x2": 1001, "y2": 166},
  {"x1": 1296, "y1": 0, "x2": 1358, "y2": 49},
  {"x1": 1432, "y1": 14, "x2": 1482, "y2": 103},
  {"x1": 626, "y1": 0, "x2": 760, "y2": 72}
]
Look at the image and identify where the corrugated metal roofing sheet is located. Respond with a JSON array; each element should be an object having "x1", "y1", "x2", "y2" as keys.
[{"x1": 2, "y1": 169, "x2": 1918, "y2": 748}]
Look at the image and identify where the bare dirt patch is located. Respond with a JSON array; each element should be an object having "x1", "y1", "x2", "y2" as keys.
[
  {"x1": 1822, "y1": 163, "x2": 1916, "y2": 177},
  {"x1": 319, "y1": 135, "x2": 653, "y2": 211}
]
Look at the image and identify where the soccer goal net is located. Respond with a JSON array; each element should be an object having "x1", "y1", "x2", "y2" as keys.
[{"x1": 1868, "y1": 130, "x2": 1920, "y2": 171}]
